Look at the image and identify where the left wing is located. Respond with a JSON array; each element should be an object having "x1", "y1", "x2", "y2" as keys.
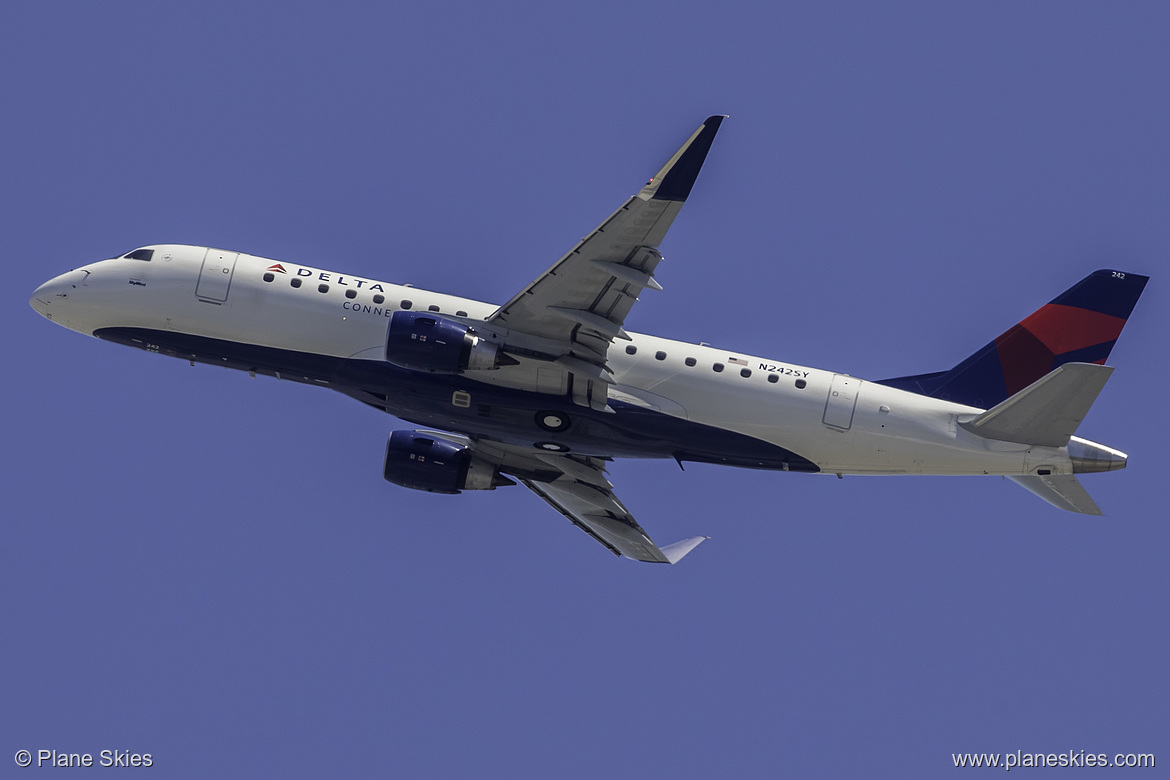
[
  {"x1": 485, "y1": 116, "x2": 725, "y2": 411},
  {"x1": 457, "y1": 436, "x2": 707, "y2": 563}
]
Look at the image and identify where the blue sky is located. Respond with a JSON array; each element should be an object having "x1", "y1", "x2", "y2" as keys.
[{"x1": 2, "y1": 2, "x2": 1166, "y2": 776}]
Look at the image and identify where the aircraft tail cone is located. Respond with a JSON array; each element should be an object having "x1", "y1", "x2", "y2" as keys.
[{"x1": 1068, "y1": 439, "x2": 1127, "y2": 473}]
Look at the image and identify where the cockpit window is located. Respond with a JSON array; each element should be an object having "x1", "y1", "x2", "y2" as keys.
[{"x1": 122, "y1": 248, "x2": 154, "y2": 261}]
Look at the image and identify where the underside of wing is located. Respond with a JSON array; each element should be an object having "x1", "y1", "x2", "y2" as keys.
[
  {"x1": 466, "y1": 438, "x2": 706, "y2": 563},
  {"x1": 522, "y1": 476, "x2": 705, "y2": 564},
  {"x1": 1008, "y1": 474, "x2": 1104, "y2": 515}
]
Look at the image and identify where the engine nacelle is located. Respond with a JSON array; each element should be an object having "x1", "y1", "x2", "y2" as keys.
[
  {"x1": 383, "y1": 430, "x2": 514, "y2": 494},
  {"x1": 385, "y1": 311, "x2": 504, "y2": 372}
]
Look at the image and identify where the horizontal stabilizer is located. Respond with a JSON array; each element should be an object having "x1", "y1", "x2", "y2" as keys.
[
  {"x1": 1008, "y1": 474, "x2": 1103, "y2": 515},
  {"x1": 960, "y1": 363, "x2": 1113, "y2": 447}
]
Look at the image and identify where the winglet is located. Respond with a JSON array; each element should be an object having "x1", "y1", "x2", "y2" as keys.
[
  {"x1": 639, "y1": 116, "x2": 726, "y2": 203},
  {"x1": 660, "y1": 536, "x2": 709, "y2": 564}
]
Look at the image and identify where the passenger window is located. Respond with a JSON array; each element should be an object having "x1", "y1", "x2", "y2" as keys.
[
  {"x1": 713, "y1": 363, "x2": 724, "y2": 373},
  {"x1": 655, "y1": 351, "x2": 666, "y2": 361},
  {"x1": 345, "y1": 289, "x2": 357, "y2": 299},
  {"x1": 740, "y1": 368, "x2": 751, "y2": 378},
  {"x1": 318, "y1": 283, "x2": 329, "y2": 293},
  {"x1": 795, "y1": 379, "x2": 807, "y2": 389},
  {"x1": 372, "y1": 294, "x2": 385, "y2": 304},
  {"x1": 767, "y1": 373, "x2": 779, "y2": 384},
  {"x1": 625, "y1": 345, "x2": 637, "y2": 355},
  {"x1": 428, "y1": 305, "x2": 440, "y2": 312},
  {"x1": 263, "y1": 272, "x2": 275, "y2": 283},
  {"x1": 456, "y1": 310, "x2": 468, "y2": 317},
  {"x1": 290, "y1": 278, "x2": 302, "y2": 288},
  {"x1": 399, "y1": 299, "x2": 411, "y2": 308},
  {"x1": 685, "y1": 357, "x2": 696, "y2": 367}
]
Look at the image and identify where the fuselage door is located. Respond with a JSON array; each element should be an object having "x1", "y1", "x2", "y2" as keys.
[
  {"x1": 196, "y1": 249, "x2": 238, "y2": 301},
  {"x1": 823, "y1": 373, "x2": 859, "y2": 430}
]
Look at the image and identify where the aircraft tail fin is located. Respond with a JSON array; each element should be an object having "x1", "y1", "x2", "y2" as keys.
[
  {"x1": 879, "y1": 269, "x2": 1148, "y2": 409},
  {"x1": 959, "y1": 362, "x2": 1113, "y2": 447},
  {"x1": 961, "y1": 363, "x2": 1119, "y2": 516},
  {"x1": 1007, "y1": 474, "x2": 1103, "y2": 515}
]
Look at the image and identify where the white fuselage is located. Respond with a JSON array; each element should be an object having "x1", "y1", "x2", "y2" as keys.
[{"x1": 30, "y1": 245, "x2": 1087, "y2": 478}]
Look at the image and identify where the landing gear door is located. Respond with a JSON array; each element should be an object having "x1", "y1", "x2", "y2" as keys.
[
  {"x1": 196, "y1": 249, "x2": 238, "y2": 301},
  {"x1": 823, "y1": 374, "x2": 859, "y2": 430}
]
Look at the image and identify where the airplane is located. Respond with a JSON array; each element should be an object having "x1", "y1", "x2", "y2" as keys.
[{"x1": 30, "y1": 116, "x2": 1149, "y2": 564}]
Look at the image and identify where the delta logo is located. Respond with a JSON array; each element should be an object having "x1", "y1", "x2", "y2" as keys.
[{"x1": 262, "y1": 262, "x2": 388, "y2": 293}]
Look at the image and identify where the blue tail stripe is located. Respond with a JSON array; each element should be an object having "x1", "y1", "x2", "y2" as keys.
[{"x1": 1050, "y1": 270, "x2": 1148, "y2": 319}]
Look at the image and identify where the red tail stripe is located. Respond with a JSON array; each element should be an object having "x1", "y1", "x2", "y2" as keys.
[
  {"x1": 995, "y1": 326, "x2": 1054, "y2": 396},
  {"x1": 1019, "y1": 304, "x2": 1126, "y2": 355}
]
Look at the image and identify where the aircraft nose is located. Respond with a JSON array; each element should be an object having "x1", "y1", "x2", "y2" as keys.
[
  {"x1": 30, "y1": 278, "x2": 59, "y2": 318},
  {"x1": 30, "y1": 271, "x2": 84, "y2": 321}
]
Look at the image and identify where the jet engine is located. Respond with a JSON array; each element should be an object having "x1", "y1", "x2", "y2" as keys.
[
  {"x1": 385, "y1": 311, "x2": 509, "y2": 372},
  {"x1": 383, "y1": 430, "x2": 515, "y2": 494}
]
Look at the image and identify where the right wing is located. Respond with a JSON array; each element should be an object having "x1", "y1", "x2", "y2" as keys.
[
  {"x1": 464, "y1": 436, "x2": 707, "y2": 563},
  {"x1": 522, "y1": 473, "x2": 707, "y2": 564}
]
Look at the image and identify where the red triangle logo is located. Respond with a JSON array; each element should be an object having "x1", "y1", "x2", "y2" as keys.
[{"x1": 267, "y1": 263, "x2": 288, "y2": 274}]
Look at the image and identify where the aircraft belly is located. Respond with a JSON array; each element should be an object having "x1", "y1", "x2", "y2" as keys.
[
  {"x1": 333, "y1": 357, "x2": 809, "y2": 466},
  {"x1": 91, "y1": 327, "x2": 818, "y2": 470}
]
